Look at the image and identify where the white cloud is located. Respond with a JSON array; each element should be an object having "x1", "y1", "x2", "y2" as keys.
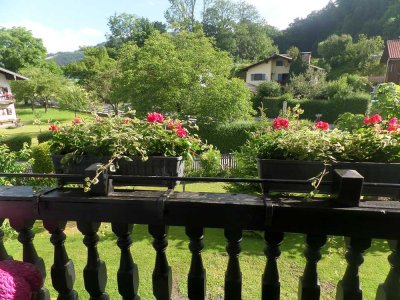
[
  {"x1": 245, "y1": 0, "x2": 331, "y2": 29},
  {"x1": 2, "y1": 20, "x2": 104, "y2": 53}
]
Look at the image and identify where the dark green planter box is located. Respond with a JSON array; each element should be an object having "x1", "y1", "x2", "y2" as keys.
[
  {"x1": 52, "y1": 155, "x2": 184, "y2": 188},
  {"x1": 257, "y1": 159, "x2": 400, "y2": 196}
]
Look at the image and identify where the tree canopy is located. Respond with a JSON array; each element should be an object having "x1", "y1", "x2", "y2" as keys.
[
  {"x1": 0, "y1": 27, "x2": 47, "y2": 71},
  {"x1": 116, "y1": 31, "x2": 254, "y2": 123}
]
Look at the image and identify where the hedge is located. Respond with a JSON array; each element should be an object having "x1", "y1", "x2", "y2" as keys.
[
  {"x1": 261, "y1": 94, "x2": 370, "y2": 123},
  {"x1": 1, "y1": 135, "x2": 32, "y2": 152},
  {"x1": 37, "y1": 131, "x2": 54, "y2": 144},
  {"x1": 31, "y1": 142, "x2": 54, "y2": 173},
  {"x1": 198, "y1": 121, "x2": 262, "y2": 153}
]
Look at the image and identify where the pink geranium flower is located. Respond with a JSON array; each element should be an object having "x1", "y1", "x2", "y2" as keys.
[
  {"x1": 176, "y1": 127, "x2": 188, "y2": 137},
  {"x1": 273, "y1": 118, "x2": 289, "y2": 130},
  {"x1": 147, "y1": 112, "x2": 164, "y2": 123},
  {"x1": 364, "y1": 114, "x2": 382, "y2": 125},
  {"x1": 315, "y1": 121, "x2": 329, "y2": 131},
  {"x1": 49, "y1": 124, "x2": 60, "y2": 132}
]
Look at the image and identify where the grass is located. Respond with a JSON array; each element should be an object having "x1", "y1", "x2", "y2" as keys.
[
  {"x1": 0, "y1": 105, "x2": 92, "y2": 141},
  {"x1": 3, "y1": 183, "x2": 391, "y2": 300}
]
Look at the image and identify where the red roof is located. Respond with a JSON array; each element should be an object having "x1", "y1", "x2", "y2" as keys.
[
  {"x1": 381, "y1": 39, "x2": 400, "y2": 62},
  {"x1": 387, "y1": 40, "x2": 400, "y2": 58}
]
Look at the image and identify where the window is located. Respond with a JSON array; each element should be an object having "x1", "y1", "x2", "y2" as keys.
[
  {"x1": 277, "y1": 74, "x2": 284, "y2": 81},
  {"x1": 276, "y1": 60, "x2": 284, "y2": 67},
  {"x1": 250, "y1": 73, "x2": 266, "y2": 81}
]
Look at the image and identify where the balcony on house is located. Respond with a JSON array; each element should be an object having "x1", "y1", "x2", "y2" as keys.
[{"x1": 0, "y1": 171, "x2": 399, "y2": 300}]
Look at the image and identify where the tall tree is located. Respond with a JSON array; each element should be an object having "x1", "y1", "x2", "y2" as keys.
[
  {"x1": 0, "y1": 27, "x2": 46, "y2": 71},
  {"x1": 11, "y1": 66, "x2": 68, "y2": 112},
  {"x1": 165, "y1": 0, "x2": 200, "y2": 32},
  {"x1": 116, "y1": 31, "x2": 254, "y2": 123},
  {"x1": 106, "y1": 13, "x2": 166, "y2": 51}
]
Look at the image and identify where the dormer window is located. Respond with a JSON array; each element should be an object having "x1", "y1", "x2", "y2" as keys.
[
  {"x1": 250, "y1": 73, "x2": 266, "y2": 81},
  {"x1": 276, "y1": 60, "x2": 284, "y2": 67}
]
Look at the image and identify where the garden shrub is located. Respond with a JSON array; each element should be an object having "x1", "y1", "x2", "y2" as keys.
[
  {"x1": 335, "y1": 112, "x2": 365, "y2": 132},
  {"x1": 199, "y1": 148, "x2": 222, "y2": 177},
  {"x1": 31, "y1": 142, "x2": 54, "y2": 173},
  {"x1": 262, "y1": 94, "x2": 370, "y2": 123},
  {"x1": 256, "y1": 81, "x2": 282, "y2": 97},
  {"x1": 37, "y1": 131, "x2": 53, "y2": 144},
  {"x1": 1, "y1": 134, "x2": 32, "y2": 152},
  {"x1": 198, "y1": 121, "x2": 262, "y2": 153},
  {"x1": 0, "y1": 144, "x2": 32, "y2": 186}
]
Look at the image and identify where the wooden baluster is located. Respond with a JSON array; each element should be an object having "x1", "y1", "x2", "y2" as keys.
[
  {"x1": 77, "y1": 222, "x2": 109, "y2": 300},
  {"x1": 10, "y1": 219, "x2": 50, "y2": 300},
  {"x1": 262, "y1": 231, "x2": 284, "y2": 300},
  {"x1": 43, "y1": 220, "x2": 78, "y2": 300},
  {"x1": 376, "y1": 240, "x2": 400, "y2": 300},
  {"x1": 111, "y1": 223, "x2": 140, "y2": 300},
  {"x1": 336, "y1": 236, "x2": 371, "y2": 300},
  {"x1": 148, "y1": 224, "x2": 172, "y2": 300},
  {"x1": 224, "y1": 228, "x2": 242, "y2": 300},
  {"x1": 186, "y1": 226, "x2": 206, "y2": 300},
  {"x1": 298, "y1": 234, "x2": 327, "y2": 300},
  {"x1": 0, "y1": 219, "x2": 12, "y2": 260}
]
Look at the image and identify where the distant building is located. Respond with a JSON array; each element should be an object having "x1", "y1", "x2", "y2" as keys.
[
  {"x1": 381, "y1": 39, "x2": 400, "y2": 84},
  {"x1": 241, "y1": 52, "x2": 322, "y2": 90},
  {"x1": 0, "y1": 67, "x2": 28, "y2": 127}
]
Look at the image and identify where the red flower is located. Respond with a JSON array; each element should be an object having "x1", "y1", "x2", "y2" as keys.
[
  {"x1": 389, "y1": 117, "x2": 398, "y2": 126},
  {"x1": 315, "y1": 121, "x2": 329, "y2": 131},
  {"x1": 147, "y1": 112, "x2": 164, "y2": 123},
  {"x1": 72, "y1": 117, "x2": 81, "y2": 125},
  {"x1": 124, "y1": 117, "x2": 130, "y2": 124},
  {"x1": 364, "y1": 114, "x2": 382, "y2": 125},
  {"x1": 273, "y1": 118, "x2": 289, "y2": 130},
  {"x1": 176, "y1": 127, "x2": 188, "y2": 138},
  {"x1": 49, "y1": 124, "x2": 60, "y2": 132}
]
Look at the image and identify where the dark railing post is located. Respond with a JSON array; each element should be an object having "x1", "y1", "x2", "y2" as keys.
[
  {"x1": 262, "y1": 231, "x2": 284, "y2": 300},
  {"x1": 0, "y1": 219, "x2": 12, "y2": 260},
  {"x1": 336, "y1": 236, "x2": 371, "y2": 300},
  {"x1": 77, "y1": 221, "x2": 109, "y2": 300},
  {"x1": 186, "y1": 226, "x2": 206, "y2": 300},
  {"x1": 376, "y1": 240, "x2": 400, "y2": 300},
  {"x1": 298, "y1": 234, "x2": 327, "y2": 300},
  {"x1": 149, "y1": 224, "x2": 172, "y2": 300},
  {"x1": 43, "y1": 220, "x2": 78, "y2": 300},
  {"x1": 111, "y1": 223, "x2": 140, "y2": 300},
  {"x1": 224, "y1": 227, "x2": 242, "y2": 300},
  {"x1": 332, "y1": 169, "x2": 364, "y2": 207},
  {"x1": 11, "y1": 218, "x2": 50, "y2": 300}
]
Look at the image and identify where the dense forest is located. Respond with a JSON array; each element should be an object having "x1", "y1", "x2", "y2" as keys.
[{"x1": 277, "y1": 0, "x2": 399, "y2": 53}]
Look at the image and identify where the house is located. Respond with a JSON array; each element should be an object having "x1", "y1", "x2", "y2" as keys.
[
  {"x1": 241, "y1": 52, "x2": 323, "y2": 90},
  {"x1": 0, "y1": 67, "x2": 28, "y2": 126},
  {"x1": 380, "y1": 39, "x2": 400, "y2": 84}
]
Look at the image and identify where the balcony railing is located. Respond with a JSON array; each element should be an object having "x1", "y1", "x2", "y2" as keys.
[{"x1": 0, "y1": 170, "x2": 399, "y2": 299}]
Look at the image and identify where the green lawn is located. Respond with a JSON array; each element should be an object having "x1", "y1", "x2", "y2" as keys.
[
  {"x1": 3, "y1": 183, "x2": 391, "y2": 300},
  {"x1": 0, "y1": 106, "x2": 92, "y2": 140}
]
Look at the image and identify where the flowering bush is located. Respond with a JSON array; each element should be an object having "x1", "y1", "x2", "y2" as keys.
[
  {"x1": 49, "y1": 113, "x2": 207, "y2": 161},
  {"x1": 253, "y1": 113, "x2": 400, "y2": 163}
]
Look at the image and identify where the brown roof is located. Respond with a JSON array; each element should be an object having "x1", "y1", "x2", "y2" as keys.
[
  {"x1": 241, "y1": 54, "x2": 293, "y2": 71},
  {"x1": 381, "y1": 39, "x2": 400, "y2": 63},
  {"x1": 0, "y1": 67, "x2": 28, "y2": 80}
]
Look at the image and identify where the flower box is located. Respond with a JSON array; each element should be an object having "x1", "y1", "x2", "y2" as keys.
[
  {"x1": 258, "y1": 159, "x2": 400, "y2": 196},
  {"x1": 52, "y1": 155, "x2": 184, "y2": 188}
]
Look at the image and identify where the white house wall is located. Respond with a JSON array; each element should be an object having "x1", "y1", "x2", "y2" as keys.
[
  {"x1": 0, "y1": 103, "x2": 16, "y2": 122},
  {"x1": 271, "y1": 61, "x2": 291, "y2": 81},
  {"x1": 0, "y1": 74, "x2": 11, "y2": 93},
  {"x1": 246, "y1": 62, "x2": 272, "y2": 86}
]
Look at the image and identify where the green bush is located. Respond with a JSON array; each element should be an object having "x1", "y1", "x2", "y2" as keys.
[
  {"x1": 31, "y1": 142, "x2": 53, "y2": 173},
  {"x1": 335, "y1": 112, "x2": 365, "y2": 132},
  {"x1": 199, "y1": 148, "x2": 222, "y2": 177},
  {"x1": 262, "y1": 94, "x2": 370, "y2": 123},
  {"x1": 257, "y1": 81, "x2": 282, "y2": 97},
  {"x1": 37, "y1": 131, "x2": 53, "y2": 144},
  {"x1": 198, "y1": 121, "x2": 262, "y2": 153},
  {"x1": 1, "y1": 134, "x2": 32, "y2": 152}
]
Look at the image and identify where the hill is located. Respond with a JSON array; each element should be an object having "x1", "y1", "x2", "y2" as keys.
[
  {"x1": 276, "y1": 0, "x2": 397, "y2": 53},
  {"x1": 46, "y1": 50, "x2": 84, "y2": 65}
]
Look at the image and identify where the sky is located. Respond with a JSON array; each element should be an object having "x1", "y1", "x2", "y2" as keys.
[{"x1": 0, "y1": 0, "x2": 331, "y2": 53}]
